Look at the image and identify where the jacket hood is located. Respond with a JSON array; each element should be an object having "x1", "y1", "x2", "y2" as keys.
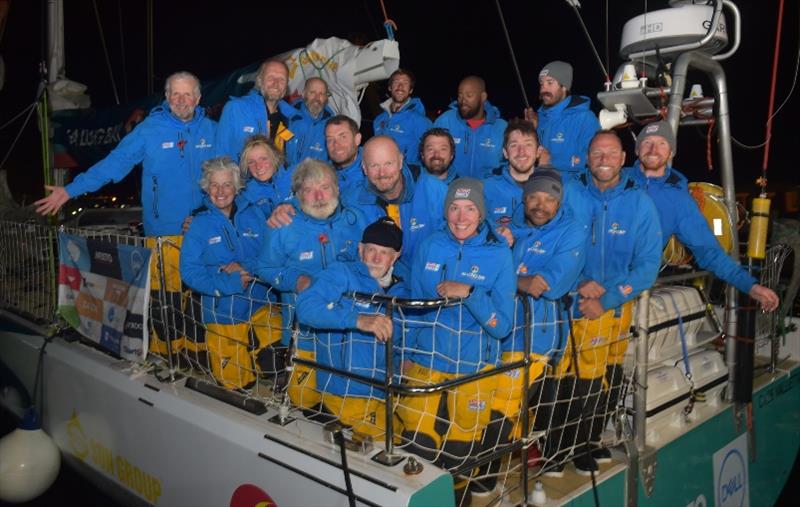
[
  {"x1": 511, "y1": 203, "x2": 566, "y2": 232},
  {"x1": 290, "y1": 99, "x2": 334, "y2": 122},
  {"x1": 446, "y1": 99, "x2": 503, "y2": 124},
  {"x1": 540, "y1": 94, "x2": 593, "y2": 118},
  {"x1": 628, "y1": 162, "x2": 687, "y2": 189},
  {"x1": 379, "y1": 96, "x2": 427, "y2": 116},
  {"x1": 198, "y1": 193, "x2": 254, "y2": 217},
  {"x1": 357, "y1": 163, "x2": 416, "y2": 204},
  {"x1": 149, "y1": 100, "x2": 208, "y2": 128},
  {"x1": 580, "y1": 169, "x2": 637, "y2": 200},
  {"x1": 445, "y1": 219, "x2": 504, "y2": 247}
]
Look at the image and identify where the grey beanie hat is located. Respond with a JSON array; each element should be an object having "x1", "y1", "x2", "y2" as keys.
[
  {"x1": 523, "y1": 166, "x2": 563, "y2": 202},
  {"x1": 539, "y1": 61, "x2": 573, "y2": 90},
  {"x1": 444, "y1": 177, "x2": 486, "y2": 220},
  {"x1": 636, "y1": 120, "x2": 676, "y2": 153}
]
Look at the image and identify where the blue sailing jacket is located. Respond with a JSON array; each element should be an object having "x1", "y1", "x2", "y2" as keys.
[
  {"x1": 180, "y1": 195, "x2": 270, "y2": 325},
  {"x1": 483, "y1": 165, "x2": 526, "y2": 227},
  {"x1": 348, "y1": 164, "x2": 447, "y2": 278},
  {"x1": 570, "y1": 171, "x2": 662, "y2": 314},
  {"x1": 65, "y1": 102, "x2": 216, "y2": 237},
  {"x1": 374, "y1": 97, "x2": 433, "y2": 167},
  {"x1": 285, "y1": 99, "x2": 334, "y2": 165},
  {"x1": 504, "y1": 206, "x2": 586, "y2": 358},
  {"x1": 626, "y1": 164, "x2": 756, "y2": 294},
  {"x1": 296, "y1": 260, "x2": 407, "y2": 398},
  {"x1": 215, "y1": 90, "x2": 298, "y2": 162},
  {"x1": 433, "y1": 100, "x2": 507, "y2": 180},
  {"x1": 335, "y1": 148, "x2": 366, "y2": 197},
  {"x1": 407, "y1": 223, "x2": 516, "y2": 374},
  {"x1": 536, "y1": 95, "x2": 599, "y2": 176},
  {"x1": 253, "y1": 202, "x2": 368, "y2": 346},
  {"x1": 482, "y1": 164, "x2": 585, "y2": 233},
  {"x1": 241, "y1": 176, "x2": 287, "y2": 218}
]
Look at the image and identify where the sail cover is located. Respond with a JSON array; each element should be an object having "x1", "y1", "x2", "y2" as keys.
[{"x1": 51, "y1": 37, "x2": 399, "y2": 169}]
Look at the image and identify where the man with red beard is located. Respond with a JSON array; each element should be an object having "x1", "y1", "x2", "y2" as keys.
[
  {"x1": 626, "y1": 121, "x2": 779, "y2": 310},
  {"x1": 434, "y1": 75, "x2": 507, "y2": 179}
]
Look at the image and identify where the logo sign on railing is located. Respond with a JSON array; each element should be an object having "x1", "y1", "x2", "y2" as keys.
[{"x1": 57, "y1": 232, "x2": 151, "y2": 360}]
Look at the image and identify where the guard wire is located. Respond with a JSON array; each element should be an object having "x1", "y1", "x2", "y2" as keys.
[{"x1": 561, "y1": 293, "x2": 601, "y2": 507}]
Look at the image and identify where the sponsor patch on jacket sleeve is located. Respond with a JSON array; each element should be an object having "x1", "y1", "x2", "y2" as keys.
[{"x1": 486, "y1": 313, "x2": 498, "y2": 328}]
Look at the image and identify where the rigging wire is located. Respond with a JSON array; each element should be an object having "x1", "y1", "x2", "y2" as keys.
[
  {"x1": 604, "y1": 0, "x2": 610, "y2": 80},
  {"x1": 566, "y1": 1, "x2": 610, "y2": 83},
  {"x1": 91, "y1": 0, "x2": 120, "y2": 105},
  {"x1": 0, "y1": 102, "x2": 37, "y2": 132},
  {"x1": 731, "y1": 0, "x2": 799, "y2": 151},
  {"x1": 761, "y1": 0, "x2": 787, "y2": 183},
  {"x1": 494, "y1": 0, "x2": 530, "y2": 110},
  {"x1": 0, "y1": 86, "x2": 44, "y2": 172}
]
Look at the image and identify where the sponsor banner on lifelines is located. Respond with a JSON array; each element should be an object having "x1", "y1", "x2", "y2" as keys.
[{"x1": 58, "y1": 232, "x2": 151, "y2": 360}]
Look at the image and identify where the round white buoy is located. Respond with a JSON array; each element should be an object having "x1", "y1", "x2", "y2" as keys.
[{"x1": 0, "y1": 407, "x2": 61, "y2": 503}]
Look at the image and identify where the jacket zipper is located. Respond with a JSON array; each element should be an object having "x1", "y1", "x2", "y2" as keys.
[{"x1": 151, "y1": 176, "x2": 159, "y2": 219}]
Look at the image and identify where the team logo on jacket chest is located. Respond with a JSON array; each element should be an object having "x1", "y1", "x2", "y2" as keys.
[
  {"x1": 409, "y1": 217, "x2": 425, "y2": 232},
  {"x1": 195, "y1": 138, "x2": 212, "y2": 149},
  {"x1": 389, "y1": 124, "x2": 405, "y2": 134},
  {"x1": 608, "y1": 222, "x2": 627, "y2": 235},
  {"x1": 479, "y1": 138, "x2": 496, "y2": 149},
  {"x1": 461, "y1": 265, "x2": 486, "y2": 281},
  {"x1": 527, "y1": 240, "x2": 546, "y2": 255},
  {"x1": 241, "y1": 229, "x2": 259, "y2": 238},
  {"x1": 550, "y1": 132, "x2": 565, "y2": 144}
]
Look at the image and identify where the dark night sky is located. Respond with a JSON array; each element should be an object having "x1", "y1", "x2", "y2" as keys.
[{"x1": 0, "y1": 0, "x2": 797, "y2": 204}]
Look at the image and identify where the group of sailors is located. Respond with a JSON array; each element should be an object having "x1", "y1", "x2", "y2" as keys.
[{"x1": 34, "y1": 57, "x2": 780, "y2": 499}]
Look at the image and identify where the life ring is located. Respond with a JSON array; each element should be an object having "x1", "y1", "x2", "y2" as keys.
[{"x1": 661, "y1": 182, "x2": 735, "y2": 266}]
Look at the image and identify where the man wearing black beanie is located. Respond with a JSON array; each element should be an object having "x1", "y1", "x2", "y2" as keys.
[{"x1": 295, "y1": 217, "x2": 406, "y2": 441}]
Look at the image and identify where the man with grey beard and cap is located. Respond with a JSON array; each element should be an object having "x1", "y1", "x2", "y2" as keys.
[{"x1": 524, "y1": 61, "x2": 600, "y2": 177}]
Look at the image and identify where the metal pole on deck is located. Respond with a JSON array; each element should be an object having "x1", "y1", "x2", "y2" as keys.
[
  {"x1": 520, "y1": 296, "x2": 531, "y2": 505},
  {"x1": 667, "y1": 51, "x2": 740, "y2": 403},
  {"x1": 373, "y1": 300, "x2": 403, "y2": 466},
  {"x1": 633, "y1": 290, "x2": 649, "y2": 454}
]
